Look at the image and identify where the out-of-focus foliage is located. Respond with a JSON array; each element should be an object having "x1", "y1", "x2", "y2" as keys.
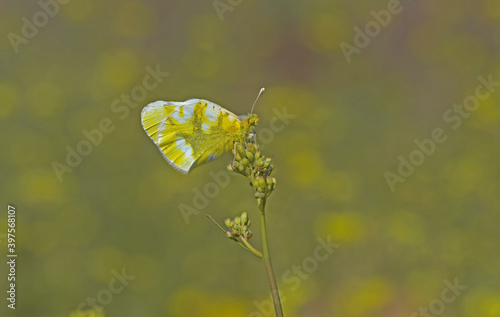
[{"x1": 1, "y1": 1, "x2": 499, "y2": 316}]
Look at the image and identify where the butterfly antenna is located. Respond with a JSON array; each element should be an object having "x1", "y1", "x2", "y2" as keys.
[{"x1": 250, "y1": 87, "x2": 265, "y2": 114}]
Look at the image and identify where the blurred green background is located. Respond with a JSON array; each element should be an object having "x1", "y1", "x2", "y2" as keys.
[{"x1": 1, "y1": 0, "x2": 500, "y2": 316}]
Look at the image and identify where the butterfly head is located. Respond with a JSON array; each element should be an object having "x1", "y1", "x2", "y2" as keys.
[
  {"x1": 238, "y1": 88, "x2": 263, "y2": 137},
  {"x1": 238, "y1": 113, "x2": 259, "y2": 138}
]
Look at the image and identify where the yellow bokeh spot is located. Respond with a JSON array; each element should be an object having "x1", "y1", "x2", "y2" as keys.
[
  {"x1": 445, "y1": 157, "x2": 484, "y2": 197},
  {"x1": 287, "y1": 149, "x2": 323, "y2": 187},
  {"x1": 476, "y1": 97, "x2": 500, "y2": 125},
  {"x1": 17, "y1": 169, "x2": 63, "y2": 203},
  {"x1": 0, "y1": 82, "x2": 19, "y2": 119},
  {"x1": 169, "y1": 287, "x2": 207, "y2": 316},
  {"x1": 168, "y1": 287, "x2": 247, "y2": 317},
  {"x1": 389, "y1": 210, "x2": 424, "y2": 246},
  {"x1": 61, "y1": 0, "x2": 96, "y2": 21},
  {"x1": 338, "y1": 277, "x2": 393, "y2": 316},
  {"x1": 28, "y1": 82, "x2": 65, "y2": 117},
  {"x1": 114, "y1": 2, "x2": 156, "y2": 38},
  {"x1": 300, "y1": 12, "x2": 349, "y2": 52},
  {"x1": 463, "y1": 288, "x2": 500, "y2": 317},
  {"x1": 282, "y1": 281, "x2": 317, "y2": 315},
  {"x1": 96, "y1": 49, "x2": 140, "y2": 89},
  {"x1": 314, "y1": 211, "x2": 365, "y2": 243},
  {"x1": 70, "y1": 310, "x2": 105, "y2": 317}
]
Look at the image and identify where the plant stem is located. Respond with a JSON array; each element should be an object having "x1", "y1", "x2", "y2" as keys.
[
  {"x1": 241, "y1": 238, "x2": 263, "y2": 259},
  {"x1": 259, "y1": 198, "x2": 284, "y2": 317}
]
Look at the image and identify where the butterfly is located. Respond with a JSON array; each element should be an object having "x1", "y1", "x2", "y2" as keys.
[{"x1": 141, "y1": 89, "x2": 264, "y2": 174}]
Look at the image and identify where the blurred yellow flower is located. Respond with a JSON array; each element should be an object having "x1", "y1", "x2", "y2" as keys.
[
  {"x1": 314, "y1": 211, "x2": 365, "y2": 243},
  {"x1": 337, "y1": 277, "x2": 393, "y2": 316},
  {"x1": 299, "y1": 12, "x2": 349, "y2": 52},
  {"x1": 70, "y1": 310, "x2": 104, "y2": 317},
  {"x1": 61, "y1": 0, "x2": 96, "y2": 21},
  {"x1": 463, "y1": 288, "x2": 500, "y2": 317},
  {"x1": 168, "y1": 287, "x2": 247, "y2": 317},
  {"x1": 476, "y1": 97, "x2": 500, "y2": 125},
  {"x1": 18, "y1": 169, "x2": 63, "y2": 203},
  {"x1": 0, "y1": 82, "x2": 19, "y2": 119}
]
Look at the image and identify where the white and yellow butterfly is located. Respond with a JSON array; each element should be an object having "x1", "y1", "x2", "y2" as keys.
[{"x1": 141, "y1": 89, "x2": 264, "y2": 174}]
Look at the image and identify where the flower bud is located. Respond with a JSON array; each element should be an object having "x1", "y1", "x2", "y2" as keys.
[
  {"x1": 256, "y1": 158, "x2": 265, "y2": 167},
  {"x1": 237, "y1": 145, "x2": 246, "y2": 158},
  {"x1": 241, "y1": 212, "x2": 248, "y2": 223},
  {"x1": 247, "y1": 143, "x2": 257, "y2": 154},
  {"x1": 254, "y1": 191, "x2": 265, "y2": 198},
  {"x1": 257, "y1": 176, "x2": 266, "y2": 188},
  {"x1": 224, "y1": 218, "x2": 233, "y2": 228}
]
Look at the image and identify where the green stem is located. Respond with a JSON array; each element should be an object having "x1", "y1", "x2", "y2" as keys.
[
  {"x1": 259, "y1": 198, "x2": 284, "y2": 317},
  {"x1": 241, "y1": 238, "x2": 263, "y2": 258}
]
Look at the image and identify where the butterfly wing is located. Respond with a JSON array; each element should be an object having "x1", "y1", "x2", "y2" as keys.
[{"x1": 141, "y1": 99, "x2": 243, "y2": 174}]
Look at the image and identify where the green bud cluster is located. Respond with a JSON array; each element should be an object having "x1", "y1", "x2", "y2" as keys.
[
  {"x1": 225, "y1": 211, "x2": 252, "y2": 239},
  {"x1": 227, "y1": 140, "x2": 276, "y2": 199}
]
